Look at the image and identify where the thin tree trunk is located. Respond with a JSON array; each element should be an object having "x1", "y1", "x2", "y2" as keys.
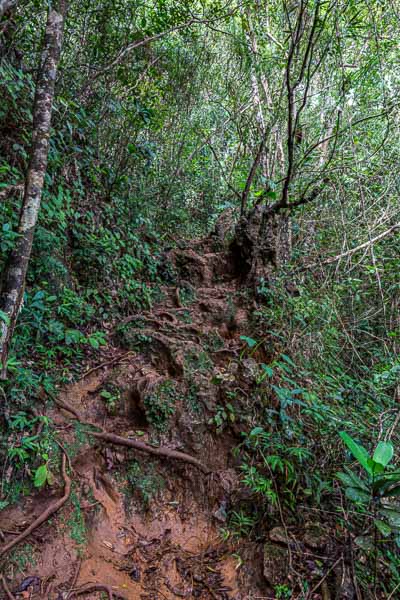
[{"x1": 0, "y1": 0, "x2": 66, "y2": 378}]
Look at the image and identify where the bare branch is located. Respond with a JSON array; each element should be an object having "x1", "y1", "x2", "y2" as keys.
[
  {"x1": 305, "y1": 223, "x2": 400, "y2": 270},
  {"x1": 241, "y1": 137, "x2": 266, "y2": 215}
]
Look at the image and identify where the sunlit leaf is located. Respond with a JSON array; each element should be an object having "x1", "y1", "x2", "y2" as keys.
[
  {"x1": 34, "y1": 464, "x2": 48, "y2": 488},
  {"x1": 339, "y1": 432, "x2": 372, "y2": 475},
  {"x1": 373, "y1": 441, "x2": 394, "y2": 467}
]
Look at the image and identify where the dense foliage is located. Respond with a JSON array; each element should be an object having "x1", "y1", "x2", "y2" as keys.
[{"x1": 0, "y1": 0, "x2": 399, "y2": 597}]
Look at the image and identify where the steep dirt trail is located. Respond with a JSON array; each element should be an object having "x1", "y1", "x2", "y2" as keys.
[{"x1": 0, "y1": 239, "x2": 267, "y2": 599}]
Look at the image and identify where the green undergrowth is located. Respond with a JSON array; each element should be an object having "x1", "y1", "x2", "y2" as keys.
[
  {"x1": 143, "y1": 379, "x2": 178, "y2": 432},
  {"x1": 116, "y1": 459, "x2": 165, "y2": 513},
  {"x1": 7, "y1": 543, "x2": 36, "y2": 577},
  {"x1": 0, "y1": 61, "x2": 168, "y2": 506},
  {"x1": 214, "y1": 270, "x2": 400, "y2": 596},
  {"x1": 66, "y1": 487, "x2": 87, "y2": 550}
]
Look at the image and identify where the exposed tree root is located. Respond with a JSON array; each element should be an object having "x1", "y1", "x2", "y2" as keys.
[
  {"x1": 52, "y1": 395, "x2": 210, "y2": 472},
  {"x1": 0, "y1": 453, "x2": 71, "y2": 558},
  {"x1": 66, "y1": 558, "x2": 82, "y2": 599},
  {"x1": 52, "y1": 394, "x2": 89, "y2": 422},
  {"x1": 78, "y1": 351, "x2": 134, "y2": 381},
  {"x1": 91, "y1": 431, "x2": 210, "y2": 473},
  {"x1": 117, "y1": 314, "x2": 165, "y2": 329},
  {"x1": 175, "y1": 323, "x2": 203, "y2": 335},
  {"x1": 154, "y1": 310, "x2": 179, "y2": 324},
  {"x1": 116, "y1": 328, "x2": 194, "y2": 373},
  {"x1": 118, "y1": 310, "x2": 179, "y2": 328},
  {"x1": 71, "y1": 583, "x2": 128, "y2": 599}
]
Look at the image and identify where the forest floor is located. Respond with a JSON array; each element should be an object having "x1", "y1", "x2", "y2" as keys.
[{"x1": 0, "y1": 236, "x2": 337, "y2": 600}]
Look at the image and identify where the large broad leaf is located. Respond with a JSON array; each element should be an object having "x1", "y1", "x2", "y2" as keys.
[
  {"x1": 371, "y1": 462, "x2": 385, "y2": 475},
  {"x1": 372, "y1": 474, "x2": 400, "y2": 496},
  {"x1": 34, "y1": 464, "x2": 48, "y2": 488},
  {"x1": 339, "y1": 432, "x2": 372, "y2": 475},
  {"x1": 336, "y1": 468, "x2": 368, "y2": 491},
  {"x1": 345, "y1": 486, "x2": 371, "y2": 503},
  {"x1": 336, "y1": 471, "x2": 357, "y2": 488},
  {"x1": 380, "y1": 508, "x2": 400, "y2": 527},
  {"x1": 373, "y1": 441, "x2": 394, "y2": 467},
  {"x1": 374, "y1": 519, "x2": 392, "y2": 537},
  {"x1": 381, "y1": 485, "x2": 400, "y2": 498},
  {"x1": 249, "y1": 427, "x2": 265, "y2": 437}
]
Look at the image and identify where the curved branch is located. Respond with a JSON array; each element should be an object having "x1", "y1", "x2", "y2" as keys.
[
  {"x1": 52, "y1": 395, "x2": 210, "y2": 473},
  {"x1": 71, "y1": 583, "x2": 128, "y2": 599},
  {"x1": 305, "y1": 223, "x2": 400, "y2": 270},
  {"x1": 0, "y1": 453, "x2": 71, "y2": 558}
]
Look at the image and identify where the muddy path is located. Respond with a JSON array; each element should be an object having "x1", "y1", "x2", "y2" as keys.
[{"x1": 0, "y1": 239, "x2": 269, "y2": 599}]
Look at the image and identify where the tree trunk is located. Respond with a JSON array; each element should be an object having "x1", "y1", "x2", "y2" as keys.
[
  {"x1": 238, "y1": 5, "x2": 292, "y2": 270},
  {"x1": 0, "y1": 0, "x2": 17, "y2": 20},
  {"x1": 231, "y1": 204, "x2": 291, "y2": 284},
  {"x1": 0, "y1": 0, "x2": 66, "y2": 378}
]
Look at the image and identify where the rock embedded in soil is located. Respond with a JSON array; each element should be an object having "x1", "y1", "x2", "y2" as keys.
[
  {"x1": 263, "y1": 542, "x2": 289, "y2": 586},
  {"x1": 303, "y1": 522, "x2": 329, "y2": 550},
  {"x1": 269, "y1": 526, "x2": 290, "y2": 545}
]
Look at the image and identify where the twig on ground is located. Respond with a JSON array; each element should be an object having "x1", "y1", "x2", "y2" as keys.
[
  {"x1": 71, "y1": 582, "x2": 128, "y2": 599},
  {"x1": 0, "y1": 575, "x2": 16, "y2": 600},
  {"x1": 78, "y1": 351, "x2": 134, "y2": 381},
  {"x1": 66, "y1": 558, "x2": 82, "y2": 599},
  {"x1": 306, "y1": 556, "x2": 342, "y2": 598},
  {"x1": 0, "y1": 453, "x2": 71, "y2": 558}
]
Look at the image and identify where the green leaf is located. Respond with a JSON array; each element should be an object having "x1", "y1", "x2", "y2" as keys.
[
  {"x1": 336, "y1": 469, "x2": 368, "y2": 491},
  {"x1": 88, "y1": 336, "x2": 99, "y2": 349},
  {"x1": 380, "y1": 508, "x2": 400, "y2": 527},
  {"x1": 280, "y1": 354, "x2": 296, "y2": 367},
  {"x1": 373, "y1": 441, "x2": 394, "y2": 467},
  {"x1": 249, "y1": 427, "x2": 264, "y2": 437},
  {"x1": 0, "y1": 310, "x2": 10, "y2": 325},
  {"x1": 371, "y1": 461, "x2": 385, "y2": 475},
  {"x1": 381, "y1": 485, "x2": 400, "y2": 498},
  {"x1": 339, "y1": 431, "x2": 372, "y2": 475},
  {"x1": 345, "y1": 486, "x2": 370, "y2": 503},
  {"x1": 260, "y1": 363, "x2": 274, "y2": 377},
  {"x1": 372, "y1": 476, "x2": 396, "y2": 496},
  {"x1": 34, "y1": 464, "x2": 48, "y2": 488},
  {"x1": 240, "y1": 336, "x2": 257, "y2": 348},
  {"x1": 336, "y1": 471, "x2": 356, "y2": 488},
  {"x1": 374, "y1": 519, "x2": 392, "y2": 537}
]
